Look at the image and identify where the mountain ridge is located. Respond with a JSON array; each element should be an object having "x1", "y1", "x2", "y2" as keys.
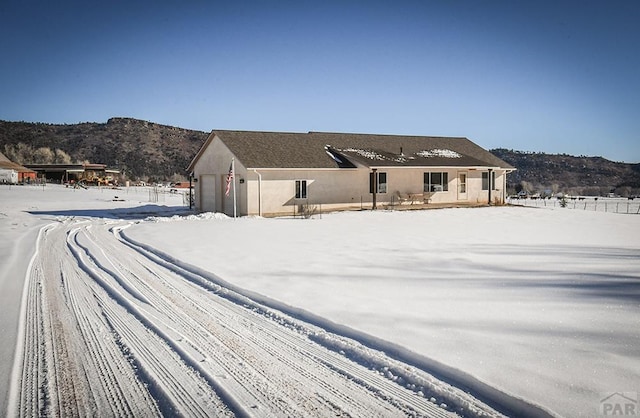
[
  {"x1": 0, "y1": 118, "x2": 208, "y2": 181},
  {"x1": 490, "y1": 148, "x2": 640, "y2": 196},
  {"x1": 1, "y1": 118, "x2": 638, "y2": 195}
]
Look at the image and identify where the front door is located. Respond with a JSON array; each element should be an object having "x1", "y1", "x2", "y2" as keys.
[{"x1": 458, "y1": 172, "x2": 467, "y2": 200}]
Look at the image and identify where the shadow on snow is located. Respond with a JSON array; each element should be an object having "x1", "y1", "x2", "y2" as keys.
[{"x1": 27, "y1": 204, "x2": 193, "y2": 220}]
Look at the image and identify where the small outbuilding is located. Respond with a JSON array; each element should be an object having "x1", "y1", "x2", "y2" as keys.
[{"x1": 188, "y1": 130, "x2": 515, "y2": 217}]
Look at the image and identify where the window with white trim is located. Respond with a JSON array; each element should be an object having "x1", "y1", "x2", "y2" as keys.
[
  {"x1": 369, "y1": 172, "x2": 387, "y2": 194},
  {"x1": 482, "y1": 171, "x2": 496, "y2": 190},
  {"x1": 424, "y1": 172, "x2": 448, "y2": 192}
]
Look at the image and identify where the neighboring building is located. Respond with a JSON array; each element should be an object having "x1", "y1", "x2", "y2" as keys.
[
  {"x1": 23, "y1": 163, "x2": 120, "y2": 185},
  {"x1": 0, "y1": 168, "x2": 18, "y2": 184},
  {"x1": 188, "y1": 130, "x2": 515, "y2": 217},
  {"x1": 0, "y1": 151, "x2": 37, "y2": 182}
]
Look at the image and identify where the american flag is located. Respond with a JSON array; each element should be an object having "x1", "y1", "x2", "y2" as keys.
[{"x1": 225, "y1": 161, "x2": 233, "y2": 196}]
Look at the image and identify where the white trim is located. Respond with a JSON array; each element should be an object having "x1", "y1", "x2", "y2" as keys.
[
  {"x1": 246, "y1": 167, "x2": 358, "y2": 171},
  {"x1": 294, "y1": 179, "x2": 308, "y2": 199},
  {"x1": 246, "y1": 165, "x2": 507, "y2": 171}
]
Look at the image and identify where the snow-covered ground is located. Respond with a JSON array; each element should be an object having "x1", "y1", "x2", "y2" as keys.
[
  {"x1": 0, "y1": 184, "x2": 190, "y2": 415},
  {"x1": 2, "y1": 184, "x2": 639, "y2": 417},
  {"x1": 128, "y1": 200, "x2": 640, "y2": 417}
]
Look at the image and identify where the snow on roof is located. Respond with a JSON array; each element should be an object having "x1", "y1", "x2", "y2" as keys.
[
  {"x1": 416, "y1": 149, "x2": 462, "y2": 158},
  {"x1": 341, "y1": 148, "x2": 386, "y2": 161},
  {"x1": 340, "y1": 148, "x2": 462, "y2": 162}
]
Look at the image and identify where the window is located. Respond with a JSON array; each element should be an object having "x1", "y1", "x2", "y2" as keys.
[
  {"x1": 295, "y1": 180, "x2": 307, "y2": 199},
  {"x1": 369, "y1": 172, "x2": 387, "y2": 194},
  {"x1": 423, "y1": 172, "x2": 448, "y2": 192},
  {"x1": 482, "y1": 171, "x2": 496, "y2": 191}
]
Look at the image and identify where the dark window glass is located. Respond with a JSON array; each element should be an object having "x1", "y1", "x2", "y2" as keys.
[{"x1": 295, "y1": 180, "x2": 307, "y2": 198}]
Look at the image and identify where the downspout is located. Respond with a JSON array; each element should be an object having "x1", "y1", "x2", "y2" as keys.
[
  {"x1": 502, "y1": 170, "x2": 507, "y2": 204},
  {"x1": 252, "y1": 169, "x2": 262, "y2": 217},
  {"x1": 189, "y1": 172, "x2": 193, "y2": 210}
]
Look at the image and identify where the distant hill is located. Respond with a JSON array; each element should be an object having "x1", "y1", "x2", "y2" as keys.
[
  {"x1": 1, "y1": 118, "x2": 638, "y2": 195},
  {"x1": 0, "y1": 118, "x2": 208, "y2": 182},
  {"x1": 491, "y1": 148, "x2": 640, "y2": 196}
]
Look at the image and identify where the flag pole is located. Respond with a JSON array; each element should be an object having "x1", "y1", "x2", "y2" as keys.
[{"x1": 232, "y1": 157, "x2": 237, "y2": 218}]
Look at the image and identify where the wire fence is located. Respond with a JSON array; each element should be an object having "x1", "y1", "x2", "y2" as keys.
[{"x1": 508, "y1": 197, "x2": 640, "y2": 214}]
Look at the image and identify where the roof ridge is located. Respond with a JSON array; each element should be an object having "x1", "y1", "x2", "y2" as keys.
[
  {"x1": 213, "y1": 129, "x2": 307, "y2": 135},
  {"x1": 308, "y1": 131, "x2": 468, "y2": 140},
  {"x1": 213, "y1": 129, "x2": 468, "y2": 140}
]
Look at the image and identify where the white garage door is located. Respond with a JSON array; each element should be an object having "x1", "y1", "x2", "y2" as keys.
[{"x1": 199, "y1": 174, "x2": 216, "y2": 212}]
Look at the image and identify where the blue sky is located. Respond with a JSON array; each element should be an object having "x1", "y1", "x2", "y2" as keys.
[{"x1": 1, "y1": 1, "x2": 638, "y2": 162}]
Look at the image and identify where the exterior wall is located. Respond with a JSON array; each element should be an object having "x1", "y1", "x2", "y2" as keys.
[
  {"x1": 494, "y1": 170, "x2": 507, "y2": 204},
  {"x1": 18, "y1": 171, "x2": 37, "y2": 182},
  {"x1": 0, "y1": 169, "x2": 18, "y2": 184},
  {"x1": 244, "y1": 167, "x2": 508, "y2": 216},
  {"x1": 464, "y1": 169, "x2": 507, "y2": 205},
  {"x1": 368, "y1": 167, "x2": 507, "y2": 206},
  {"x1": 244, "y1": 168, "x2": 367, "y2": 216},
  {"x1": 192, "y1": 136, "x2": 249, "y2": 216}
]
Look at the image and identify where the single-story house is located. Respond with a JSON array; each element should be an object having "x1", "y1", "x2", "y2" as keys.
[
  {"x1": 187, "y1": 130, "x2": 515, "y2": 217},
  {"x1": 0, "y1": 151, "x2": 37, "y2": 182}
]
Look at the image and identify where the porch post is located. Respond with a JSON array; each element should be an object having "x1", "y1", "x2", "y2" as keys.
[
  {"x1": 488, "y1": 168, "x2": 493, "y2": 205},
  {"x1": 372, "y1": 168, "x2": 378, "y2": 210}
]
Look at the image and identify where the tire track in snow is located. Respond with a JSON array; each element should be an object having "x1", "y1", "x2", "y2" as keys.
[
  {"x1": 9, "y1": 226, "x2": 48, "y2": 417},
  {"x1": 118, "y1": 222, "x2": 554, "y2": 418},
  {"x1": 9, "y1": 220, "x2": 165, "y2": 417},
  {"x1": 85, "y1": 220, "x2": 461, "y2": 416},
  {"x1": 89, "y1": 224, "x2": 411, "y2": 416},
  {"x1": 10, "y1": 217, "x2": 510, "y2": 417},
  {"x1": 114, "y1": 223, "x2": 502, "y2": 418},
  {"x1": 60, "y1": 265, "x2": 160, "y2": 416},
  {"x1": 67, "y1": 225, "x2": 242, "y2": 417},
  {"x1": 96, "y1": 291, "x2": 233, "y2": 417}
]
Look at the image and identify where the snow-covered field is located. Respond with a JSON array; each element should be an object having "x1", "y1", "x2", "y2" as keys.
[
  {"x1": 508, "y1": 196, "x2": 640, "y2": 214},
  {"x1": 2, "y1": 184, "x2": 639, "y2": 417}
]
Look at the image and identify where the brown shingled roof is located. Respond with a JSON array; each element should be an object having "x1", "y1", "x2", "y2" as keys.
[
  {"x1": 189, "y1": 130, "x2": 514, "y2": 170},
  {"x1": 0, "y1": 151, "x2": 36, "y2": 173}
]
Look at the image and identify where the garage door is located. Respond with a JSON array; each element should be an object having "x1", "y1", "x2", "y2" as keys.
[{"x1": 199, "y1": 174, "x2": 216, "y2": 212}]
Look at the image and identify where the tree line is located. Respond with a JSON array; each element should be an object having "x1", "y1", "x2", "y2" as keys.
[{"x1": 3, "y1": 143, "x2": 81, "y2": 165}]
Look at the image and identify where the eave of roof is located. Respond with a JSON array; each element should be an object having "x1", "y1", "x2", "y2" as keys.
[
  {"x1": 24, "y1": 163, "x2": 108, "y2": 170},
  {"x1": 0, "y1": 161, "x2": 36, "y2": 173}
]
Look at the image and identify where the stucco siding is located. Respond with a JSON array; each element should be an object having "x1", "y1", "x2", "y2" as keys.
[
  {"x1": 464, "y1": 169, "x2": 507, "y2": 204},
  {"x1": 241, "y1": 167, "x2": 507, "y2": 216},
  {"x1": 245, "y1": 169, "x2": 367, "y2": 216},
  {"x1": 192, "y1": 136, "x2": 245, "y2": 216}
]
